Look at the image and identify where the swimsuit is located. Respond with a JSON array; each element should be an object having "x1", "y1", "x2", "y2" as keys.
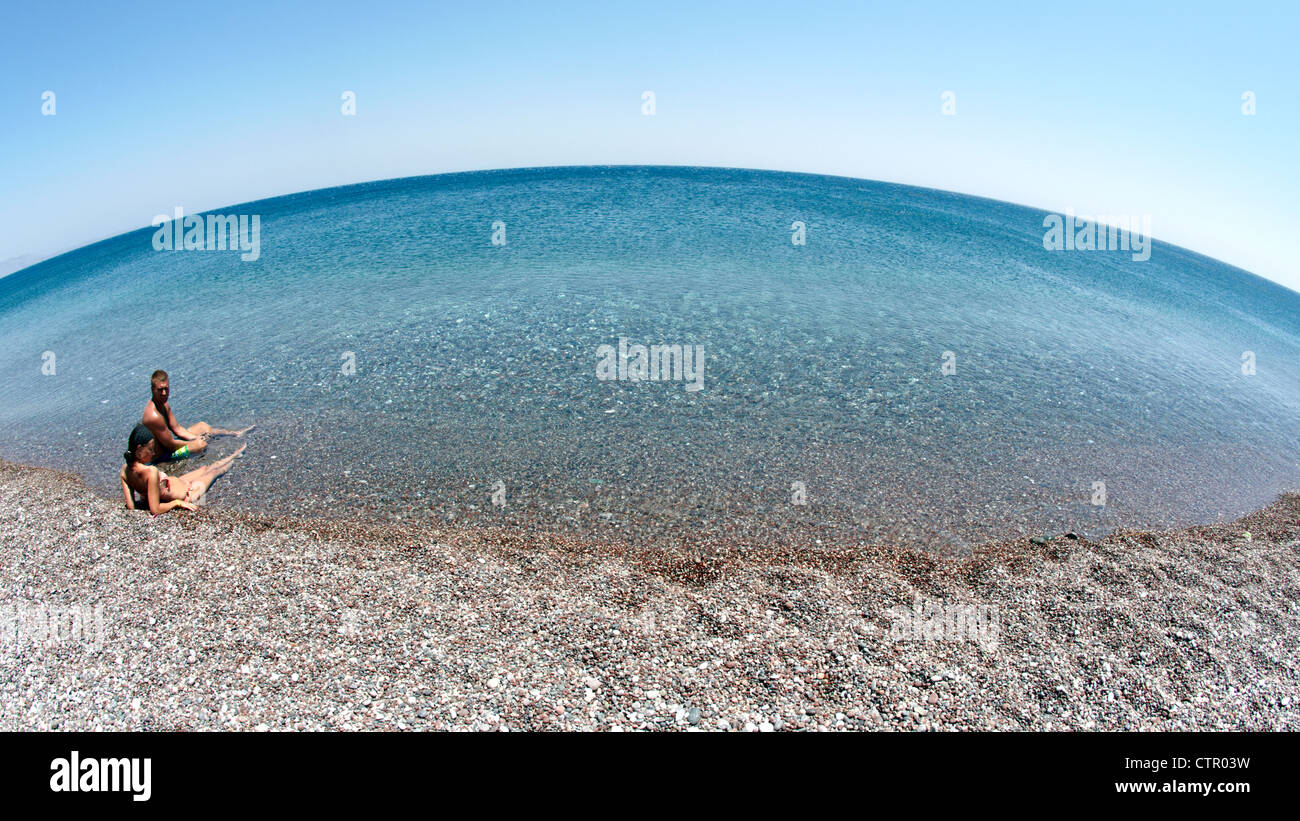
[{"x1": 157, "y1": 469, "x2": 196, "y2": 502}]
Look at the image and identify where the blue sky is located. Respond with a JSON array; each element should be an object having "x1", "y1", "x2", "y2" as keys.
[{"x1": 2, "y1": 0, "x2": 1297, "y2": 290}]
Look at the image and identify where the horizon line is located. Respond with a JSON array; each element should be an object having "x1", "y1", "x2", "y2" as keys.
[{"x1": 3, "y1": 163, "x2": 1292, "y2": 299}]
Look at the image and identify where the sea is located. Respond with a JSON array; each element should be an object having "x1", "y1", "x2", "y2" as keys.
[{"x1": 2, "y1": 166, "x2": 1298, "y2": 553}]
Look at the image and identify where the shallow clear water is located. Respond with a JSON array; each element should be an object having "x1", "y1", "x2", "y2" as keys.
[{"x1": 2, "y1": 166, "x2": 1298, "y2": 552}]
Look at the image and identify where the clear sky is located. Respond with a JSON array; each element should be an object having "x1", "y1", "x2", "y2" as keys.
[{"x1": 2, "y1": 0, "x2": 1297, "y2": 290}]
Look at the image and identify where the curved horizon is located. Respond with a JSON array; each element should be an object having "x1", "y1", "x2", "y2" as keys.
[
  {"x1": 5, "y1": 164, "x2": 1299, "y2": 551},
  {"x1": 9, "y1": 0, "x2": 1300, "y2": 743},
  {"x1": 3, "y1": 1, "x2": 1296, "y2": 293},
  {"x1": 5, "y1": 164, "x2": 1297, "y2": 302}
]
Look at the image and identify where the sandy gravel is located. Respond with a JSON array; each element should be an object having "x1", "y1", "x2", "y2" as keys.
[{"x1": 2, "y1": 458, "x2": 1298, "y2": 731}]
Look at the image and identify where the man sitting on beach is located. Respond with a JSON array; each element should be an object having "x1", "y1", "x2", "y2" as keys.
[{"x1": 141, "y1": 369, "x2": 252, "y2": 463}]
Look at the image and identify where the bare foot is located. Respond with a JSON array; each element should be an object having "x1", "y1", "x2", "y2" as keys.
[
  {"x1": 235, "y1": 425, "x2": 256, "y2": 437},
  {"x1": 232, "y1": 444, "x2": 248, "y2": 458}
]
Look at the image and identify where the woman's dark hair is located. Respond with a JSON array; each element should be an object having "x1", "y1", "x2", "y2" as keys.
[{"x1": 125, "y1": 423, "x2": 154, "y2": 464}]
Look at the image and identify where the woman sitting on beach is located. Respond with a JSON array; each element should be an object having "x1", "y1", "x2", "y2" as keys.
[{"x1": 120, "y1": 423, "x2": 244, "y2": 515}]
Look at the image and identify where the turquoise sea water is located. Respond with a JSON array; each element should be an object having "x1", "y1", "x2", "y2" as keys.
[{"x1": 2, "y1": 166, "x2": 1298, "y2": 552}]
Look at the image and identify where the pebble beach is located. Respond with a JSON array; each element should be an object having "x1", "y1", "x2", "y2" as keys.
[{"x1": 3, "y1": 457, "x2": 1298, "y2": 731}]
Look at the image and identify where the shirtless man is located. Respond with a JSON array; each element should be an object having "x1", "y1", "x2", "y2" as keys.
[{"x1": 142, "y1": 369, "x2": 253, "y2": 463}]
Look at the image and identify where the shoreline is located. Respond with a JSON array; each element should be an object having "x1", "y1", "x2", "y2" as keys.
[{"x1": 2, "y1": 457, "x2": 1298, "y2": 730}]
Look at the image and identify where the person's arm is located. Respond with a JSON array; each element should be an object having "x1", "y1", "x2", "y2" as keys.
[
  {"x1": 144, "y1": 415, "x2": 206, "y2": 457},
  {"x1": 145, "y1": 467, "x2": 197, "y2": 516},
  {"x1": 165, "y1": 403, "x2": 198, "y2": 441},
  {"x1": 120, "y1": 469, "x2": 136, "y2": 510}
]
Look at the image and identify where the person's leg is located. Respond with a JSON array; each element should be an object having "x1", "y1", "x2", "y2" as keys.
[
  {"x1": 177, "y1": 444, "x2": 246, "y2": 501},
  {"x1": 194, "y1": 422, "x2": 256, "y2": 437}
]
